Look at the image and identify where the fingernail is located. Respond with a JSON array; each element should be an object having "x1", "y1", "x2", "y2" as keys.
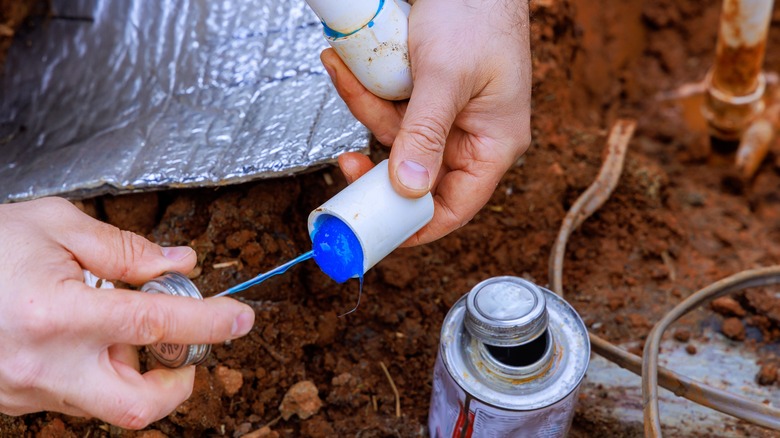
[
  {"x1": 323, "y1": 62, "x2": 336, "y2": 83},
  {"x1": 396, "y1": 160, "x2": 430, "y2": 192},
  {"x1": 162, "y1": 246, "x2": 194, "y2": 261},
  {"x1": 231, "y1": 310, "x2": 255, "y2": 337}
]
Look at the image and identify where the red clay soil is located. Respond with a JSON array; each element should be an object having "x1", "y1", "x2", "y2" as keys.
[{"x1": 3, "y1": 0, "x2": 780, "y2": 437}]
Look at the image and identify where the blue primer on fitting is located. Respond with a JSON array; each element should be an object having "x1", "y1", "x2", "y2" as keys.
[
  {"x1": 321, "y1": 0, "x2": 384, "y2": 39},
  {"x1": 214, "y1": 216, "x2": 365, "y2": 317},
  {"x1": 312, "y1": 215, "x2": 364, "y2": 283}
]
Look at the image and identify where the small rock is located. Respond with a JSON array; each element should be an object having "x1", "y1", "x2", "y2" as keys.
[
  {"x1": 711, "y1": 297, "x2": 747, "y2": 317},
  {"x1": 757, "y1": 364, "x2": 778, "y2": 386},
  {"x1": 186, "y1": 265, "x2": 203, "y2": 279},
  {"x1": 721, "y1": 317, "x2": 746, "y2": 341},
  {"x1": 137, "y1": 431, "x2": 168, "y2": 438},
  {"x1": 279, "y1": 381, "x2": 323, "y2": 420},
  {"x1": 673, "y1": 329, "x2": 691, "y2": 342},
  {"x1": 243, "y1": 426, "x2": 279, "y2": 438},
  {"x1": 215, "y1": 365, "x2": 244, "y2": 397},
  {"x1": 37, "y1": 418, "x2": 67, "y2": 438},
  {"x1": 331, "y1": 372, "x2": 354, "y2": 386},
  {"x1": 682, "y1": 192, "x2": 705, "y2": 207},
  {"x1": 685, "y1": 344, "x2": 697, "y2": 355},
  {"x1": 233, "y1": 422, "x2": 253, "y2": 437}
]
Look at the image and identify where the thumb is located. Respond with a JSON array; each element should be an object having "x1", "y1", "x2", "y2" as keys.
[
  {"x1": 51, "y1": 202, "x2": 196, "y2": 283},
  {"x1": 389, "y1": 72, "x2": 467, "y2": 198}
]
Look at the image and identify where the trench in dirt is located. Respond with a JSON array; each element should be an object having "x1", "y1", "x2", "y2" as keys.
[{"x1": 2, "y1": 0, "x2": 780, "y2": 437}]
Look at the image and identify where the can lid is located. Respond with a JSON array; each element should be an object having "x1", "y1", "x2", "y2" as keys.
[
  {"x1": 141, "y1": 272, "x2": 211, "y2": 368},
  {"x1": 464, "y1": 276, "x2": 548, "y2": 347}
]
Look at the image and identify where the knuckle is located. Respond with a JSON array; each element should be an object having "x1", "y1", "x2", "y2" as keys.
[
  {"x1": 207, "y1": 310, "x2": 224, "y2": 343},
  {"x1": 16, "y1": 306, "x2": 57, "y2": 341},
  {"x1": 116, "y1": 230, "x2": 149, "y2": 282},
  {"x1": 131, "y1": 300, "x2": 172, "y2": 345},
  {"x1": 401, "y1": 118, "x2": 449, "y2": 155}
]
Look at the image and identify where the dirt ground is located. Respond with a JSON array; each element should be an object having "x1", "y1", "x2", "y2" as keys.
[{"x1": 2, "y1": 0, "x2": 780, "y2": 437}]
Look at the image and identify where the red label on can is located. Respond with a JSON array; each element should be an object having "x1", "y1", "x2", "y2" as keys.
[{"x1": 429, "y1": 354, "x2": 579, "y2": 438}]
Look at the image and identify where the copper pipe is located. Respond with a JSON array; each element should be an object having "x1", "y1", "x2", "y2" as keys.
[{"x1": 703, "y1": 0, "x2": 774, "y2": 140}]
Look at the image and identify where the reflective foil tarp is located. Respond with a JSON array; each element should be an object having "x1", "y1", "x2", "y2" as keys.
[{"x1": 0, "y1": 0, "x2": 369, "y2": 202}]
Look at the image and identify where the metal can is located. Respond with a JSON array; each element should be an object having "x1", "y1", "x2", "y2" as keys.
[
  {"x1": 428, "y1": 276, "x2": 590, "y2": 438},
  {"x1": 140, "y1": 272, "x2": 211, "y2": 368}
]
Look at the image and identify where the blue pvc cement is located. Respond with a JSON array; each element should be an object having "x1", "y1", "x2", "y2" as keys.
[
  {"x1": 322, "y1": 0, "x2": 384, "y2": 39},
  {"x1": 311, "y1": 215, "x2": 364, "y2": 284},
  {"x1": 215, "y1": 215, "x2": 364, "y2": 298}
]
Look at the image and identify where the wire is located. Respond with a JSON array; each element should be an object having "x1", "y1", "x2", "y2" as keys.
[
  {"x1": 548, "y1": 119, "x2": 780, "y2": 436},
  {"x1": 549, "y1": 119, "x2": 635, "y2": 296},
  {"x1": 642, "y1": 267, "x2": 780, "y2": 436}
]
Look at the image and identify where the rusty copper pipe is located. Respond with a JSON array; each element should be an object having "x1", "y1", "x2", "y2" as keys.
[
  {"x1": 735, "y1": 89, "x2": 780, "y2": 178},
  {"x1": 703, "y1": 0, "x2": 774, "y2": 140}
]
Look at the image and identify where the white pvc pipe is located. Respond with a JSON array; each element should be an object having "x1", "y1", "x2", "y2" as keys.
[
  {"x1": 305, "y1": 0, "x2": 381, "y2": 35},
  {"x1": 308, "y1": 160, "x2": 433, "y2": 275},
  {"x1": 305, "y1": 0, "x2": 413, "y2": 100}
]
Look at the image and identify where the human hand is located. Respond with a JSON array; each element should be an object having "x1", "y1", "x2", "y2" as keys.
[
  {"x1": 321, "y1": 0, "x2": 531, "y2": 245},
  {"x1": 0, "y1": 198, "x2": 255, "y2": 429}
]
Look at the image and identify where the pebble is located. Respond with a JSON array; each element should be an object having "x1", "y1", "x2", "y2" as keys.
[
  {"x1": 36, "y1": 419, "x2": 66, "y2": 438},
  {"x1": 215, "y1": 365, "x2": 244, "y2": 397},
  {"x1": 711, "y1": 297, "x2": 746, "y2": 317},
  {"x1": 757, "y1": 363, "x2": 778, "y2": 386},
  {"x1": 673, "y1": 329, "x2": 691, "y2": 342},
  {"x1": 721, "y1": 317, "x2": 746, "y2": 341},
  {"x1": 279, "y1": 380, "x2": 323, "y2": 420}
]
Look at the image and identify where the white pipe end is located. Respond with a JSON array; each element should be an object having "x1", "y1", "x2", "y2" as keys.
[{"x1": 308, "y1": 160, "x2": 434, "y2": 275}]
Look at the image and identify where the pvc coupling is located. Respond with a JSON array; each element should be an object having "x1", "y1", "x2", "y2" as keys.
[
  {"x1": 308, "y1": 160, "x2": 434, "y2": 277},
  {"x1": 306, "y1": 0, "x2": 413, "y2": 100}
]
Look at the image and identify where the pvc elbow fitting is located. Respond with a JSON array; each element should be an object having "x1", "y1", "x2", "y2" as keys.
[
  {"x1": 308, "y1": 160, "x2": 434, "y2": 277},
  {"x1": 306, "y1": 0, "x2": 413, "y2": 100}
]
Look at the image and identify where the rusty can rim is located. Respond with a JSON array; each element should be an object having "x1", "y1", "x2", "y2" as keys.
[{"x1": 439, "y1": 276, "x2": 590, "y2": 410}]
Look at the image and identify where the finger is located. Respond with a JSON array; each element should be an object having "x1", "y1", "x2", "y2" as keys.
[
  {"x1": 79, "y1": 364, "x2": 196, "y2": 430},
  {"x1": 337, "y1": 153, "x2": 375, "y2": 184},
  {"x1": 404, "y1": 170, "x2": 493, "y2": 246},
  {"x1": 403, "y1": 141, "x2": 511, "y2": 246},
  {"x1": 321, "y1": 48, "x2": 404, "y2": 145},
  {"x1": 388, "y1": 67, "x2": 470, "y2": 199},
  {"x1": 109, "y1": 344, "x2": 140, "y2": 372},
  {"x1": 67, "y1": 283, "x2": 255, "y2": 346},
  {"x1": 55, "y1": 208, "x2": 196, "y2": 284}
]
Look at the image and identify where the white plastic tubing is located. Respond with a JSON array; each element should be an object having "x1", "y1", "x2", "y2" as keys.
[
  {"x1": 308, "y1": 160, "x2": 434, "y2": 275},
  {"x1": 305, "y1": 0, "x2": 413, "y2": 100}
]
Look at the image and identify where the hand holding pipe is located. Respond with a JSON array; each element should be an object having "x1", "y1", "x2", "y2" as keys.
[{"x1": 305, "y1": 0, "x2": 413, "y2": 100}]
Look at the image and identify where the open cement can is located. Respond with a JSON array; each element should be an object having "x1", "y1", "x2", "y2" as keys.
[
  {"x1": 141, "y1": 272, "x2": 211, "y2": 368},
  {"x1": 428, "y1": 276, "x2": 590, "y2": 437}
]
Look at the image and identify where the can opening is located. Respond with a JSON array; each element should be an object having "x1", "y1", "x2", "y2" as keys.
[{"x1": 484, "y1": 329, "x2": 549, "y2": 367}]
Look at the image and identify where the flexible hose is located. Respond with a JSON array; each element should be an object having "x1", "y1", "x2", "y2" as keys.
[
  {"x1": 641, "y1": 267, "x2": 780, "y2": 436},
  {"x1": 549, "y1": 119, "x2": 780, "y2": 436}
]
